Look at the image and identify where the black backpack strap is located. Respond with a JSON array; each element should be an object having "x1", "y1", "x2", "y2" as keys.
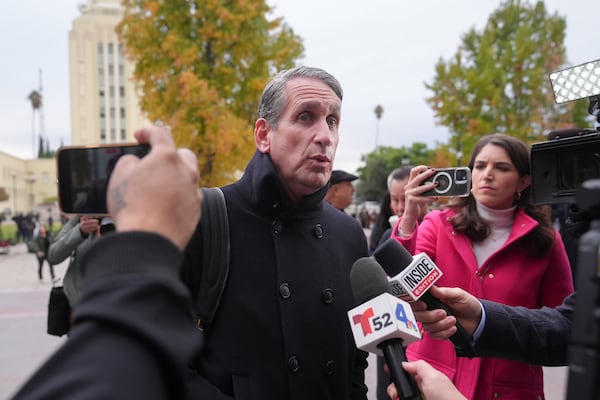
[{"x1": 196, "y1": 187, "x2": 230, "y2": 330}]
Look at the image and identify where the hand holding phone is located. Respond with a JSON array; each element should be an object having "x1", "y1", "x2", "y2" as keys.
[
  {"x1": 106, "y1": 126, "x2": 202, "y2": 250},
  {"x1": 419, "y1": 167, "x2": 471, "y2": 197}
]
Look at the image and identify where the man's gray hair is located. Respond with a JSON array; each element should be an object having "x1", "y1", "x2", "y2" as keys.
[
  {"x1": 257, "y1": 66, "x2": 343, "y2": 128},
  {"x1": 387, "y1": 167, "x2": 411, "y2": 190}
]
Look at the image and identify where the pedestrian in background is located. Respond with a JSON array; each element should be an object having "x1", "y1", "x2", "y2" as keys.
[
  {"x1": 30, "y1": 224, "x2": 56, "y2": 282},
  {"x1": 325, "y1": 169, "x2": 358, "y2": 212}
]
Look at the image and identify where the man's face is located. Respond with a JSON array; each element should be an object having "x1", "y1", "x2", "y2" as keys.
[
  {"x1": 328, "y1": 181, "x2": 355, "y2": 210},
  {"x1": 255, "y1": 77, "x2": 341, "y2": 202},
  {"x1": 389, "y1": 178, "x2": 408, "y2": 217}
]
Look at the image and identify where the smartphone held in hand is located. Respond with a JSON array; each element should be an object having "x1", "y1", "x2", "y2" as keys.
[{"x1": 57, "y1": 143, "x2": 150, "y2": 216}]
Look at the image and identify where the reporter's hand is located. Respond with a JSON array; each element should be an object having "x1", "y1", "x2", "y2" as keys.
[
  {"x1": 398, "y1": 166, "x2": 436, "y2": 235},
  {"x1": 386, "y1": 360, "x2": 466, "y2": 400},
  {"x1": 107, "y1": 125, "x2": 202, "y2": 250},
  {"x1": 410, "y1": 286, "x2": 482, "y2": 340}
]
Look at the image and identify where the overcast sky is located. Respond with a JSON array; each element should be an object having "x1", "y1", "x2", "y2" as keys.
[{"x1": 1, "y1": 0, "x2": 598, "y2": 174}]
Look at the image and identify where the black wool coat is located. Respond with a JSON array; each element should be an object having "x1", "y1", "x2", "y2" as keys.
[{"x1": 182, "y1": 151, "x2": 369, "y2": 400}]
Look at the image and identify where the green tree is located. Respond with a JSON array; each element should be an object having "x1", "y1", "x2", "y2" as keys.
[
  {"x1": 355, "y1": 143, "x2": 434, "y2": 202},
  {"x1": 37, "y1": 136, "x2": 44, "y2": 158},
  {"x1": 425, "y1": 0, "x2": 589, "y2": 162},
  {"x1": 117, "y1": 0, "x2": 304, "y2": 186}
]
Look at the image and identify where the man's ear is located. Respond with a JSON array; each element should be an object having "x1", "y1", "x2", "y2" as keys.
[{"x1": 255, "y1": 118, "x2": 270, "y2": 153}]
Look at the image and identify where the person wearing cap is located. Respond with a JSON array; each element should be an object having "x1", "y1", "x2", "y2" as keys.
[{"x1": 325, "y1": 169, "x2": 358, "y2": 212}]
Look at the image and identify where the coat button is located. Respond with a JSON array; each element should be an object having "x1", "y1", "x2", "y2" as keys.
[
  {"x1": 493, "y1": 392, "x2": 499, "y2": 398},
  {"x1": 321, "y1": 288, "x2": 334, "y2": 304},
  {"x1": 324, "y1": 360, "x2": 336, "y2": 375},
  {"x1": 288, "y1": 356, "x2": 299, "y2": 373},
  {"x1": 279, "y1": 283, "x2": 291, "y2": 299},
  {"x1": 488, "y1": 273, "x2": 494, "y2": 279},
  {"x1": 272, "y1": 220, "x2": 282, "y2": 234},
  {"x1": 313, "y1": 224, "x2": 324, "y2": 238}
]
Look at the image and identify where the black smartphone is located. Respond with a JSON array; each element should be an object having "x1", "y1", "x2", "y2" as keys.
[
  {"x1": 57, "y1": 143, "x2": 151, "y2": 215},
  {"x1": 419, "y1": 167, "x2": 472, "y2": 197}
]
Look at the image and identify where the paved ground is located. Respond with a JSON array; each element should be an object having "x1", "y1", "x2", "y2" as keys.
[{"x1": 0, "y1": 240, "x2": 568, "y2": 399}]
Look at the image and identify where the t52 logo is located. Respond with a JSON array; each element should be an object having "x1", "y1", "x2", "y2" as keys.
[{"x1": 351, "y1": 302, "x2": 418, "y2": 337}]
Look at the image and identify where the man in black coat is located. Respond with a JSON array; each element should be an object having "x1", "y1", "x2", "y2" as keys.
[{"x1": 182, "y1": 66, "x2": 369, "y2": 399}]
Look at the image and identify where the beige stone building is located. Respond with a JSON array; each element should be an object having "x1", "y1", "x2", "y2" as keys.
[
  {"x1": 0, "y1": 153, "x2": 58, "y2": 222},
  {"x1": 0, "y1": 0, "x2": 147, "y2": 219},
  {"x1": 69, "y1": 0, "x2": 147, "y2": 145}
]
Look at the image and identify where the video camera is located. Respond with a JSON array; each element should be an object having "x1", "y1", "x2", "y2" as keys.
[
  {"x1": 529, "y1": 58, "x2": 600, "y2": 400},
  {"x1": 530, "y1": 59, "x2": 600, "y2": 205}
]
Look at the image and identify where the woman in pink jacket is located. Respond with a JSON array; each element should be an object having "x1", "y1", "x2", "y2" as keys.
[{"x1": 392, "y1": 133, "x2": 574, "y2": 399}]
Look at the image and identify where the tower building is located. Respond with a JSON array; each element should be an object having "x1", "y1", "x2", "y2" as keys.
[{"x1": 68, "y1": 0, "x2": 148, "y2": 145}]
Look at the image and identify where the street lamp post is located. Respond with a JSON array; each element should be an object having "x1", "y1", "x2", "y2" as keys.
[
  {"x1": 401, "y1": 154, "x2": 410, "y2": 167},
  {"x1": 24, "y1": 174, "x2": 35, "y2": 212},
  {"x1": 10, "y1": 172, "x2": 17, "y2": 214}
]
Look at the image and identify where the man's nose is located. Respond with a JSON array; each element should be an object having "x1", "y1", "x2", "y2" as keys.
[{"x1": 314, "y1": 120, "x2": 334, "y2": 145}]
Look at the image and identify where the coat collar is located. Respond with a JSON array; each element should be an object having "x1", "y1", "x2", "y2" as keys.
[
  {"x1": 235, "y1": 150, "x2": 327, "y2": 219},
  {"x1": 441, "y1": 207, "x2": 539, "y2": 267}
]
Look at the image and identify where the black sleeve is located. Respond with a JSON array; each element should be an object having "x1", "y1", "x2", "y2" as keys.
[
  {"x1": 11, "y1": 232, "x2": 203, "y2": 400},
  {"x1": 475, "y1": 293, "x2": 575, "y2": 366}
]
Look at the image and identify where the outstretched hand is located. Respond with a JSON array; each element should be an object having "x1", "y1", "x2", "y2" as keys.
[
  {"x1": 107, "y1": 126, "x2": 202, "y2": 250},
  {"x1": 410, "y1": 286, "x2": 483, "y2": 340},
  {"x1": 386, "y1": 360, "x2": 467, "y2": 400}
]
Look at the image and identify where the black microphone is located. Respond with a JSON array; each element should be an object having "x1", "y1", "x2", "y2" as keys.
[
  {"x1": 348, "y1": 257, "x2": 422, "y2": 400},
  {"x1": 373, "y1": 238, "x2": 475, "y2": 356}
]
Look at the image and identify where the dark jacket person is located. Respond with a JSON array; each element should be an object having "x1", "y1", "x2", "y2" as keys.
[{"x1": 182, "y1": 66, "x2": 369, "y2": 399}]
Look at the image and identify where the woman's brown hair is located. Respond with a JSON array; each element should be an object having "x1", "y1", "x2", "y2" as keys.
[{"x1": 449, "y1": 133, "x2": 555, "y2": 257}]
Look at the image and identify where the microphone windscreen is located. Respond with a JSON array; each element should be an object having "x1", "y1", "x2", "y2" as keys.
[
  {"x1": 350, "y1": 257, "x2": 390, "y2": 305},
  {"x1": 373, "y1": 238, "x2": 413, "y2": 276}
]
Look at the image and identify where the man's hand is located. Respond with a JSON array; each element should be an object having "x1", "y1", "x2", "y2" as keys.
[
  {"x1": 386, "y1": 360, "x2": 466, "y2": 400},
  {"x1": 411, "y1": 286, "x2": 483, "y2": 340},
  {"x1": 107, "y1": 126, "x2": 202, "y2": 250},
  {"x1": 79, "y1": 216, "x2": 100, "y2": 237}
]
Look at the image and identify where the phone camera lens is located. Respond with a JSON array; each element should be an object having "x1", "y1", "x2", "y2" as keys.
[{"x1": 433, "y1": 172, "x2": 452, "y2": 194}]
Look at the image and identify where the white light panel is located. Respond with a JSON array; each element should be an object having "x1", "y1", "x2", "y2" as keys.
[{"x1": 549, "y1": 59, "x2": 600, "y2": 104}]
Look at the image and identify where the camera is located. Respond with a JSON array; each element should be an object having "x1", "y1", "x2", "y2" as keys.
[
  {"x1": 419, "y1": 167, "x2": 471, "y2": 197},
  {"x1": 530, "y1": 129, "x2": 600, "y2": 205},
  {"x1": 542, "y1": 58, "x2": 600, "y2": 399},
  {"x1": 56, "y1": 143, "x2": 150, "y2": 216}
]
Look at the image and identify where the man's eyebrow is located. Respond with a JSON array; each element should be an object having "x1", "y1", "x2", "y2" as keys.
[{"x1": 329, "y1": 103, "x2": 341, "y2": 116}]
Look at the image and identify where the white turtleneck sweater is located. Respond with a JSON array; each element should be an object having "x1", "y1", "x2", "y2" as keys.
[{"x1": 473, "y1": 202, "x2": 516, "y2": 267}]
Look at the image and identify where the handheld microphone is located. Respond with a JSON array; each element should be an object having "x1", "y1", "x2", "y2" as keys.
[
  {"x1": 373, "y1": 238, "x2": 475, "y2": 356},
  {"x1": 348, "y1": 257, "x2": 422, "y2": 400}
]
